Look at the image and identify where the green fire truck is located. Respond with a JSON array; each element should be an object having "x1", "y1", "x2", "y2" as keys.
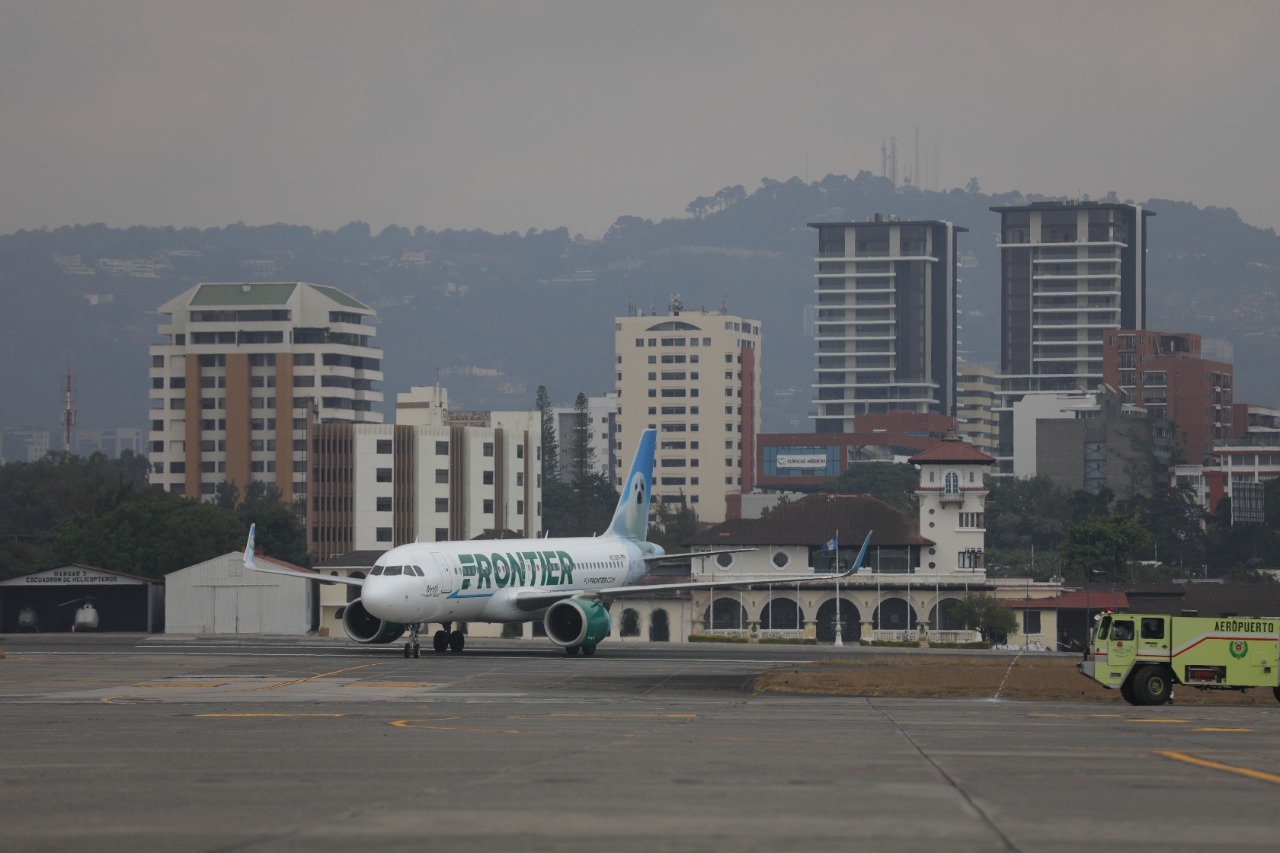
[{"x1": 1078, "y1": 612, "x2": 1280, "y2": 706}]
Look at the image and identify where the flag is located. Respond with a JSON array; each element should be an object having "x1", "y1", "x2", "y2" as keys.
[{"x1": 821, "y1": 535, "x2": 839, "y2": 552}]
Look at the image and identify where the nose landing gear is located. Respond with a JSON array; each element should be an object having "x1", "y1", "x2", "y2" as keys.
[{"x1": 403, "y1": 623, "x2": 422, "y2": 658}]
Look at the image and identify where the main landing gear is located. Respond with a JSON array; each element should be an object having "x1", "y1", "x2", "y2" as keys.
[{"x1": 431, "y1": 623, "x2": 466, "y2": 654}]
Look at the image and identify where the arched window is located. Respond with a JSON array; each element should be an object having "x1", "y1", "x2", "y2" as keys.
[{"x1": 944, "y1": 471, "x2": 959, "y2": 494}]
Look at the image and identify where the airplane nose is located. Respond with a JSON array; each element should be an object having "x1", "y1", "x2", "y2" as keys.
[{"x1": 359, "y1": 577, "x2": 397, "y2": 618}]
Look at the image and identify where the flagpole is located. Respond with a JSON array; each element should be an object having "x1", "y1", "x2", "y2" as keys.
[{"x1": 834, "y1": 529, "x2": 842, "y2": 646}]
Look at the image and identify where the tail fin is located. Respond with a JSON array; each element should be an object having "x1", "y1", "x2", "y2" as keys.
[{"x1": 605, "y1": 429, "x2": 655, "y2": 540}]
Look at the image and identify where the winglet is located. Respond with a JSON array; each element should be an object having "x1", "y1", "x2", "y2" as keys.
[{"x1": 244, "y1": 523, "x2": 257, "y2": 570}]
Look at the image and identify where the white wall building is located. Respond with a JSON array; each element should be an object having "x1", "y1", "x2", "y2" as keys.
[
  {"x1": 615, "y1": 304, "x2": 762, "y2": 523},
  {"x1": 165, "y1": 551, "x2": 315, "y2": 635},
  {"x1": 148, "y1": 281, "x2": 384, "y2": 503}
]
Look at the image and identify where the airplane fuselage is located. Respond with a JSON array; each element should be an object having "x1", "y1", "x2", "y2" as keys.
[{"x1": 357, "y1": 535, "x2": 654, "y2": 625}]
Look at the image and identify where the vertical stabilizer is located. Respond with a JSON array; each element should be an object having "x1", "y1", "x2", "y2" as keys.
[{"x1": 606, "y1": 429, "x2": 655, "y2": 540}]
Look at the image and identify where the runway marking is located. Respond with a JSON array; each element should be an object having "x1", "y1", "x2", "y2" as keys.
[
  {"x1": 259, "y1": 662, "x2": 384, "y2": 690},
  {"x1": 197, "y1": 706, "x2": 345, "y2": 712},
  {"x1": 137, "y1": 682, "x2": 227, "y2": 688},
  {"x1": 1193, "y1": 727, "x2": 1255, "y2": 733},
  {"x1": 345, "y1": 682, "x2": 429, "y2": 688},
  {"x1": 1130, "y1": 718, "x2": 1192, "y2": 724},
  {"x1": 1158, "y1": 751, "x2": 1280, "y2": 785},
  {"x1": 391, "y1": 719, "x2": 525, "y2": 734},
  {"x1": 1029, "y1": 713, "x2": 1125, "y2": 719},
  {"x1": 538, "y1": 713, "x2": 697, "y2": 719}
]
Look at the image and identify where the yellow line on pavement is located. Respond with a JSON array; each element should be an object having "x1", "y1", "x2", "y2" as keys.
[
  {"x1": 197, "y1": 706, "x2": 345, "y2": 712},
  {"x1": 1158, "y1": 751, "x2": 1280, "y2": 785},
  {"x1": 259, "y1": 662, "x2": 384, "y2": 690}
]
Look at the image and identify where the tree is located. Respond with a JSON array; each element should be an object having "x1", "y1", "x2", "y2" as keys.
[
  {"x1": 822, "y1": 462, "x2": 917, "y2": 513},
  {"x1": 1061, "y1": 514, "x2": 1151, "y2": 584},
  {"x1": 535, "y1": 385, "x2": 559, "y2": 485},
  {"x1": 986, "y1": 476, "x2": 1072, "y2": 552},
  {"x1": 648, "y1": 498, "x2": 700, "y2": 554},
  {"x1": 965, "y1": 177, "x2": 982, "y2": 193},
  {"x1": 565, "y1": 392, "x2": 595, "y2": 485},
  {"x1": 951, "y1": 593, "x2": 1017, "y2": 644}
]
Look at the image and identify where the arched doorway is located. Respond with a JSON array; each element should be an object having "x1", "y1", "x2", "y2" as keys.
[
  {"x1": 760, "y1": 598, "x2": 802, "y2": 630},
  {"x1": 816, "y1": 598, "x2": 859, "y2": 644},
  {"x1": 648, "y1": 608, "x2": 670, "y2": 642},
  {"x1": 703, "y1": 597, "x2": 747, "y2": 630},
  {"x1": 621, "y1": 608, "x2": 641, "y2": 637},
  {"x1": 929, "y1": 597, "x2": 963, "y2": 630},
  {"x1": 873, "y1": 598, "x2": 917, "y2": 633}
]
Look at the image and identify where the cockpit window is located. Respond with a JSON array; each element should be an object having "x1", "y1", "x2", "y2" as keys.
[
  {"x1": 408, "y1": 566, "x2": 423, "y2": 577},
  {"x1": 370, "y1": 566, "x2": 384, "y2": 576},
  {"x1": 383, "y1": 566, "x2": 402, "y2": 576}
]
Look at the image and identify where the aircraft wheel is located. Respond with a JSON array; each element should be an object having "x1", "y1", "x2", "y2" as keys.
[
  {"x1": 403, "y1": 643, "x2": 411, "y2": 658},
  {"x1": 448, "y1": 630, "x2": 465, "y2": 653},
  {"x1": 433, "y1": 630, "x2": 449, "y2": 653},
  {"x1": 412, "y1": 645, "x2": 420, "y2": 659},
  {"x1": 566, "y1": 646, "x2": 580, "y2": 656},
  {"x1": 581, "y1": 645, "x2": 596, "y2": 657}
]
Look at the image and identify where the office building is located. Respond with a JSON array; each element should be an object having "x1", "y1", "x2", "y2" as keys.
[
  {"x1": 1101, "y1": 329, "x2": 1232, "y2": 464},
  {"x1": 148, "y1": 282, "x2": 384, "y2": 502},
  {"x1": 808, "y1": 216, "x2": 966, "y2": 433},
  {"x1": 307, "y1": 385, "x2": 540, "y2": 561},
  {"x1": 992, "y1": 200, "x2": 1155, "y2": 471},
  {"x1": 614, "y1": 303, "x2": 761, "y2": 523},
  {"x1": 955, "y1": 366, "x2": 1000, "y2": 456}
]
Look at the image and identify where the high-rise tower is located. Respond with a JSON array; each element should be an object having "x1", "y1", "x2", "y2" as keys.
[{"x1": 808, "y1": 217, "x2": 966, "y2": 433}]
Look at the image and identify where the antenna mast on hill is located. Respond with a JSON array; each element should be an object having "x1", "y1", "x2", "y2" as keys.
[{"x1": 61, "y1": 363, "x2": 77, "y2": 452}]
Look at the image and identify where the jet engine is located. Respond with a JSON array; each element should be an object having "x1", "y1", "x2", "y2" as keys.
[
  {"x1": 341, "y1": 598, "x2": 407, "y2": 644},
  {"x1": 544, "y1": 598, "x2": 611, "y2": 651}
]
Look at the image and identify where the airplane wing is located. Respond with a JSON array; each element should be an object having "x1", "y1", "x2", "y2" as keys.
[
  {"x1": 514, "y1": 532, "x2": 873, "y2": 609},
  {"x1": 243, "y1": 524, "x2": 366, "y2": 588},
  {"x1": 642, "y1": 547, "x2": 756, "y2": 565}
]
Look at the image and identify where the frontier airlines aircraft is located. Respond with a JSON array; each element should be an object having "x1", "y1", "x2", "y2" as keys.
[{"x1": 245, "y1": 429, "x2": 871, "y2": 657}]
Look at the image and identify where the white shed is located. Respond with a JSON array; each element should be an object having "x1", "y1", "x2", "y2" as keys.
[{"x1": 165, "y1": 551, "x2": 316, "y2": 635}]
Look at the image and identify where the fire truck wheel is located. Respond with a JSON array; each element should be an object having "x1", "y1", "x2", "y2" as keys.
[
  {"x1": 1273, "y1": 686, "x2": 1280, "y2": 705},
  {"x1": 1119, "y1": 678, "x2": 1138, "y2": 705},
  {"x1": 1132, "y1": 665, "x2": 1173, "y2": 706}
]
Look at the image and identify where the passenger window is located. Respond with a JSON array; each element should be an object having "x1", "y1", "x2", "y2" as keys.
[
  {"x1": 1111, "y1": 620, "x2": 1134, "y2": 641},
  {"x1": 384, "y1": 566, "x2": 402, "y2": 576},
  {"x1": 1141, "y1": 618, "x2": 1165, "y2": 640},
  {"x1": 370, "y1": 566, "x2": 384, "y2": 576}
]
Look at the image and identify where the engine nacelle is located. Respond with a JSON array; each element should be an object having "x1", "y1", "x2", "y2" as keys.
[
  {"x1": 544, "y1": 598, "x2": 611, "y2": 650},
  {"x1": 341, "y1": 598, "x2": 406, "y2": 644}
]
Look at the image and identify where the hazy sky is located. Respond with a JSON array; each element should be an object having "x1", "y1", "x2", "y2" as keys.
[{"x1": 2, "y1": 1, "x2": 1278, "y2": 238}]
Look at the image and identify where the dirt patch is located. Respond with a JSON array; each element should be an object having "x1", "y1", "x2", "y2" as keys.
[{"x1": 754, "y1": 654, "x2": 1280, "y2": 705}]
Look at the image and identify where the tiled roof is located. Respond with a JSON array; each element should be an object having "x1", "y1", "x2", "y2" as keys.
[
  {"x1": 683, "y1": 493, "x2": 930, "y2": 548},
  {"x1": 908, "y1": 437, "x2": 995, "y2": 465}
]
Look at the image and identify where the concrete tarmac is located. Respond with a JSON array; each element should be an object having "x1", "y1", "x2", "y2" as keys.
[{"x1": 2, "y1": 635, "x2": 1279, "y2": 852}]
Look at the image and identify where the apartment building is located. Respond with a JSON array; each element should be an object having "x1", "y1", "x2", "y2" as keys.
[
  {"x1": 614, "y1": 304, "x2": 761, "y2": 523},
  {"x1": 148, "y1": 282, "x2": 384, "y2": 502},
  {"x1": 992, "y1": 201, "x2": 1154, "y2": 472},
  {"x1": 808, "y1": 216, "x2": 966, "y2": 432},
  {"x1": 1101, "y1": 329, "x2": 1232, "y2": 464}
]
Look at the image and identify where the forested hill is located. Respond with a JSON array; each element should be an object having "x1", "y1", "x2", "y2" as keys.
[{"x1": 2, "y1": 172, "x2": 1278, "y2": 436}]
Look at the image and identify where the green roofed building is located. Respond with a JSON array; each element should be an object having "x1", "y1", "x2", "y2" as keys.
[{"x1": 148, "y1": 282, "x2": 383, "y2": 504}]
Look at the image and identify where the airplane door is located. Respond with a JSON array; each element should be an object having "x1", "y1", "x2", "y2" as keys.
[{"x1": 432, "y1": 552, "x2": 453, "y2": 593}]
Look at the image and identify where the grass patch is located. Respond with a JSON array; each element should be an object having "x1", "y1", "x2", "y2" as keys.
[{"x1": 755, "y1": 654, "x2": 1280, "y2": 705}]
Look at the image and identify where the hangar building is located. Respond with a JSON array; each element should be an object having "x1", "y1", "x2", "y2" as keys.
[
  {"x1": 0, "y1": 565, "x2": 163, "y2": 633},
  {"x1": 165, "y1": 551, "x2": 317, "y2": 635}
]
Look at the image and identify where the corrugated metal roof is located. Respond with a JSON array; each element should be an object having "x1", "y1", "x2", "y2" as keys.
[{"x1": 309, "y1": 284, "x2": 369, "y2": 310}]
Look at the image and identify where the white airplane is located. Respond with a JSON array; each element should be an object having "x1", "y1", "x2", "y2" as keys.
[{"x1": 245, "y1": 428, "x2": 872, "y2": 657}]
